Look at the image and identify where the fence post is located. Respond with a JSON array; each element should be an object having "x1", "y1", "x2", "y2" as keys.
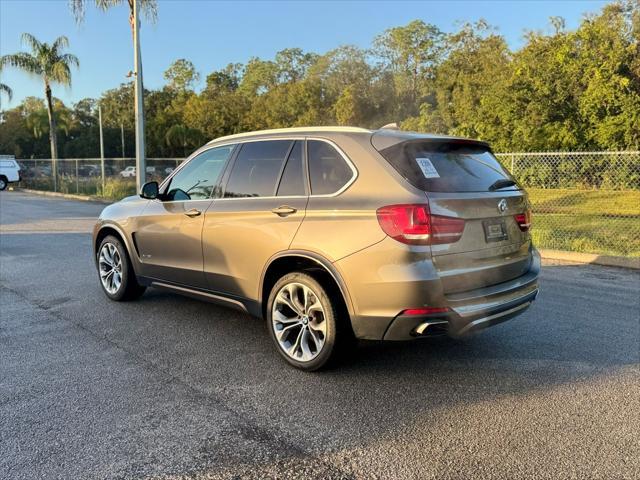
[
  {"x1": 75, "y1": 159, "x2": 79, "y2": 194},
  {"x1": 511, "y1": 154, "x2": 515, "y2": 174}
]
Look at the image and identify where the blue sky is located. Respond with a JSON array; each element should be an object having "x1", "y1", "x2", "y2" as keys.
[{"x1": 1, "y1": 0, "x2": 608, "y2": 107}]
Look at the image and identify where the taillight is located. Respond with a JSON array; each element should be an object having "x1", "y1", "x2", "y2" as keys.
[
  {"x1": 514, "y1": 209, "x2": 532, "y2": 232},
  {"x1": 376, "y1": 204, "x2": 465, "y2": 245}
]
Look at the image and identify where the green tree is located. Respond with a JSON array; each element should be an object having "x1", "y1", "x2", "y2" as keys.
[
  {"x1": 1, "y1": 34, "x2": 79, "y2": 186},
  {"x1": 425, "y1": 21, "x2": 511, "y2": 145},
  {"x1": 164, "y1": 59, "x2": 199, "y2": 92},
  {"x1": 374, "y1": 20, "x2": 445, "y2": 118},
  {"x1": 274, "y1": 48, "x2": 318, "y2": 83},
  {"x1": 165, "y1": 124, "x2": 203, "y2": 157}
]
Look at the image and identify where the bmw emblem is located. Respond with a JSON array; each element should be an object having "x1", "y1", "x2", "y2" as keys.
[{"x1": 498, "y1": 199, "x2": 508, "y2": 213}]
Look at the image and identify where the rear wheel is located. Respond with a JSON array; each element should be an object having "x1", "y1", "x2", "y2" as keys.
[
  {"x1": 267, "y1": 272, "x2": 341, "y2": 371},
  {"x1": 97, "y1": 235, "x2": 146, "y2": 301},
  {"x1": 0, "y1": 176, "x2": 7, "y2": 191}
]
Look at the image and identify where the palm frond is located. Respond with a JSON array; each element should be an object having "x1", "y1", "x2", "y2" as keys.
[
  {"x1": 68, "y1": 0, "x2": 86, "y2": 23},
  {"x1": 52, "y1": 36, "x2": 70, "y2": 52},
  {"x1": 1, "y1": 53, "x2": 42, "y2": 76},
  {"x1": 70, "y1": 0, "x2": 157, "y2": 24},
  {"x1": 139, "y1": 0, "x2": 158, "y2": 23},
  {"x1": 59, "y1": 53, "x2": 80, "y2": 69},
  {"x1": 0, "y1": 82, "x2": 12, "y2": 101},
  {"x1": 96, "y1": 0, "x2": 126, "y2": 12},
  {"x1": 51, "y1": 62, "x2": 73, "y2": 86},
  {"x1": 21, "y1": 33, "x2": 43, "y2": 52}
]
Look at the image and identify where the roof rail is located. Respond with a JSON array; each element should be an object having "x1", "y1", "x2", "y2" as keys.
[{"x1": 208, "y1": 126, "x2": 372, "y2": 144}]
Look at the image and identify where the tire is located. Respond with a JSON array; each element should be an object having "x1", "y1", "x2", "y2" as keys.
[
  {"x1": 97, "y1": 235, "x2": 146, "y2": 301},
  {"x1": 267, "y1": 272, "x2": 345, "y2": 371},
  {"x1": 0, "y1": 176, "x2": 7, "y2": 191}
]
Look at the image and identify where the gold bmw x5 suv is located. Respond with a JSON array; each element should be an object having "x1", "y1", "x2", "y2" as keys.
[{"x1": 93, "y1": 127, "x2": 539, "y2": 370}]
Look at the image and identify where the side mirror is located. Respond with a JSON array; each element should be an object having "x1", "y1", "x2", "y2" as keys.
[{"x1": 140, "y1": 181, "x2": 159, "y2": 199}]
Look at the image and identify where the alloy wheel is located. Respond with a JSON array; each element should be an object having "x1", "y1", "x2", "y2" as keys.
[
  {"x1": 272, "y1": 282, "x2": 327, "y2": 362},
  {"x1": 98, "y1": 242, "x2": 123, "y2": 294}
]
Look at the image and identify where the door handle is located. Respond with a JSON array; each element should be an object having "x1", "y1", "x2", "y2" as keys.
[
  {"x1": 184, "y1": 208, "x2": 202, "y2": 217},
  {"x1": 271, "y1": 205, "x2": 297, "y2": 217}
]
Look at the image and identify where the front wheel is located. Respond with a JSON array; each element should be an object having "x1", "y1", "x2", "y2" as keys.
[
  {"x1": 267, "y1": 272, "x2": 343, "y2": 371},
  {"x1": 97, "y1": 235, "x2": 146, "y2": 301}
]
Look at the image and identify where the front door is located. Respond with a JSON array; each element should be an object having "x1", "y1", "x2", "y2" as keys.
[
  {"x1": 134, "y1": 144, "x2": 236, "y2": 288},
  {"x1": 203, "y1": 139, "x2": 308, "y2": 299}
]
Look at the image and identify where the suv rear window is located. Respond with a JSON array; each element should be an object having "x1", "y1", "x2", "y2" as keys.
[
  {"x1": 377, "y1": 141, "x2": 518, "y2": 193},
  {"x1": 307, "y1": 140, "x2": 353, "y2": 195}
]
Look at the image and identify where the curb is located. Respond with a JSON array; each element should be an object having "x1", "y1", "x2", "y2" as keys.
[
  {"x1": 9, "y1": 188, "x2": 640, "y2": 271},
  {"x1": 538, "y1": 249, "x2": 639, "y2": 270},
  {"x1": 14, "y1": 187, "x2": 113, "y2": 205}
]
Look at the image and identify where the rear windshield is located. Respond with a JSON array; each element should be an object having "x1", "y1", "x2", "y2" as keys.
[{"x1": 377, "y1": 141, "x2": 518, "y2": 193}]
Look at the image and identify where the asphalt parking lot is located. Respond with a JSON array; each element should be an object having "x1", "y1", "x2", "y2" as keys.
[{"x1": 1, "y1": 191, "x2": 639, "y2": 479}]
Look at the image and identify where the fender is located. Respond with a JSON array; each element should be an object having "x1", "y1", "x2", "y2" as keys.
[
  {"x1": 260, "y1": 249, "x2": 355, "y2": 317},
  {"x1": 93, "y1": 221, "x2": 139, "y2": 272}
]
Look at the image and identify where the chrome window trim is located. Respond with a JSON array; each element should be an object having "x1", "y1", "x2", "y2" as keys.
[
  {"x1": 156, "y1": 136, "x2": 358, "y2": 204},
  {"x1": 209, "y1": 136, "x2": 358, "y2": 200}
]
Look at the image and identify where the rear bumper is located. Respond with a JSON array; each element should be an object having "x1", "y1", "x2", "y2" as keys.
[{"x1": 382, "y1": 250, "x2": 540, "y2": 340}]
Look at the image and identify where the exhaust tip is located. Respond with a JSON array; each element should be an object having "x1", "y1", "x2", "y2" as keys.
[{"x1": 412, "y1": 320, "x2": 449, "y2": 337}]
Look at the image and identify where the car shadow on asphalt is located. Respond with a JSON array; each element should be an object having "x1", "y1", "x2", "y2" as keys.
[{"x1": 128, "y1": 262, "x2": 638, "y2": 433}]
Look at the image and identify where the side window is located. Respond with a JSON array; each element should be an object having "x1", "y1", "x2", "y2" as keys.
[
  {"x1": 224, "y1": 140, "x2": 292, "y2": 198},
  {"x1": 165, "y1": 145, "x2": 234, "y2": 201},
  {"x1": 276, "y1": 141, "x2": 305, "y2": 196},
  {"x1": 307, "y1": 140, "x2": 353, "y2": 195}
]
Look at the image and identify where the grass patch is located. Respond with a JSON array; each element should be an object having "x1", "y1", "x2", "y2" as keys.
[
  {"x1": 527, "y1": 188, "x2": 640, "y2": 216},
  {"x1": 526, "y1": 188, "x2": 640, "y2": 257},
  {"x1": 20, "y1": 176, "x2": 137, "y2": 201},
  {"x1": 531, "y1": 213, "x2": 640, "y2": 257}
]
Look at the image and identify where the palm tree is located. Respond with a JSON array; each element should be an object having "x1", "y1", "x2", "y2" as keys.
[
  {"x1": 69, "y1": 1, "x2": 157, "y2": 187},
  {"x1": 26, "y1": 102, "x2": 73, "y2": 139},
  {"x1": 68, "y1": 0, "x2": 157, "y2": 30},
  {"x1": 0, "y1": 64, "x2": 12, "y2": 107},
  {"x1": 26, "y1": 110, "x2": 49, "y2": 139},
  {"x1": 1, "y1": 34, "x2": 79, "y2": 189}
]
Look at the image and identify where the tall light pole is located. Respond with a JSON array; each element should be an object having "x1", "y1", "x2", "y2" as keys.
[
  {"x1": 98, "y1": 104, "x2": 105, "y2": 194},
  {"x1": 121, "y1": 122, "x2": 125, "y2": 159},
  {"x1": 133, "y1": 0, "x2": 146, "y2": 191}
]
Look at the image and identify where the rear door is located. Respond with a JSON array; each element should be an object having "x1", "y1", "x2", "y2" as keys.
[
  {"x1": 375, "y1": 138, "x2": 532, "y2": 293},
  {"x1": 202, "y1": 139, "x2": 308, "y2": 299}
]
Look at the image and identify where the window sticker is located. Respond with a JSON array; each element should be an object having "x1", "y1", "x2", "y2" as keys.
[{"x1": 415, "y1": 157, "x2": 440, "y2": 178}]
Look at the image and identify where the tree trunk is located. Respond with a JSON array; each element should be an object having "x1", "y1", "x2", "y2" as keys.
[{"x1": 44, "y1": 82, "x2": 59, "y2": 191}]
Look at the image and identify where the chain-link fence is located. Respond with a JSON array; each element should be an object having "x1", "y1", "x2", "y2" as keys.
[
  {"x1": 16, "y1": 158, "x2": 183, "y2": 200},
  {"x1": 495, "y1": 151, "x2": 640, "y2": 258},
  {"x1": 13, "y1": 151, "x2": 640, "y2": 258}
]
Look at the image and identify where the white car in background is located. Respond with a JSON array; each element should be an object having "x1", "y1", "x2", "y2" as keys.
[
  {"x1": 120, "y1": 166, "x2": 156, "y2": 178},
  {"x1": 0, "y1": 157, "x2": 21, "y2": 190}
]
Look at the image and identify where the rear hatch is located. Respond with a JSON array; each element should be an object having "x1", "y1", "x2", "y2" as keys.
[{"x1": 373, "y1": 134, "x2": 533, "y2": 294}]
